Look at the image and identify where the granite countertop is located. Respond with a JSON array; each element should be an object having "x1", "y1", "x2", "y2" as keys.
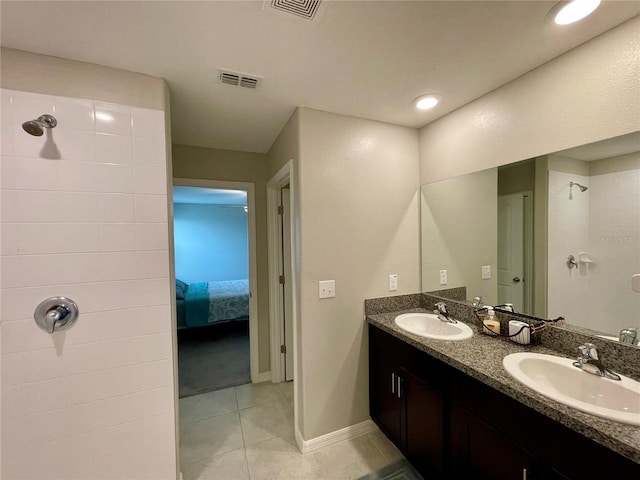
[{"x1": 367, "y1": 308, "x2": 640, "y2": 464}]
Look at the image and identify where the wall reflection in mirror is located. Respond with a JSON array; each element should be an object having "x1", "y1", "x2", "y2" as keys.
[{"x1": 421, "y1": 131, "x2": 640, "y2": 345}]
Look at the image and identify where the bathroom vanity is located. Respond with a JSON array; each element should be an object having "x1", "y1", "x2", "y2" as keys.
[{"x1": 367, "y1": 309, "x2": 640, "y2": 480}]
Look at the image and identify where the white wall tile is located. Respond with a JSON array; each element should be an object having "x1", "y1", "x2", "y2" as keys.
[
  {"x1": 1, "y1": 279, "x2": 170, "y2": 322},
  {"x1": 131, "y1": 107, "x2": 165, "y2": 138},
  {"x1": 54, "y1": 128, "x2": 96, "y2": 162},
  {"x1": 53, "y1": 97, "x2": 94, "y2": 132},
  {"x1": 10, "y1": 90, "x2": 55, "y2": 123},
  {"x1": 3, "y1": 386, "x2": 173, "y2": 449},
  {"x1": 98, "y1": 223, "x2": 136, "y2": 252},
  {"x1": 1, "y1": 305, "x2": 171, "y2": 354},
  {"x1": 1, "y1": 189, "x2": 59, "y2": 223},
  {"x1": 1, "y1": 223, "x2": 101, "y2": 256},
  {"x1": 1, "y1": 155, "x2": 58, "y2": 191},
  {"x1": 132, "y1": 135, "x2": 165, "y2": 166},
  {"x1": 95, "y1": 103, "x2": 132, "y2": 136},
  {"x1": 135, "y1": 223, "x2": 169, "y2": 251},
  {"x1": 98, "y1": 163, "x2": 134, "y2": 193},
  {"x1": 98, "y1": 193, "x2": 135, "y2": 223},
  {"x1": 2, "y1": 413, "x2": 175, "y2": 480},
  {"x1": 1, "y1": 90, "x2": 173, "y2": 480},
  {"x1": 135, "y1": 250, "x2": 170, "y2": 279},
  {"x1": 58, "y1": 192, "x2": 101, "y2": 223},
  {"x1": 135, "y1": 194, "x2": 168, "y2": 222},
  {"x1": 2, "y1": 332, "x2": 172, "y2": 386},
  {"x1": 134, "y1": 166, "x2": 167, "y2": 194},
  {"x1": 1, "y1": 122, "x2": 15, "y2": 155},
  {"x1": 96, "y1": 133, "x2": 132, "y2": 165},
  {"x1": 2, "y1": 359, "x2": 173, "y2": 419}
]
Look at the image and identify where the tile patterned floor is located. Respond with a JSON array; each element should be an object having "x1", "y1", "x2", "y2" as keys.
[{"x1": 179, "y1": 382, "x2": 404, "y2": 480}]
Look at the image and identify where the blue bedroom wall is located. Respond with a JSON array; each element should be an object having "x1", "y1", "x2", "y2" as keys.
[{"x1": 173, "y1": 203, "x2": 248, "y2": 283}]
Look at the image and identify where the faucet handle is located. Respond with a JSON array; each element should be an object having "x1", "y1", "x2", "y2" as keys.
[
  {"x1": 578, "y1": 343, "x2": 598, "y2": 361},
  {"x1": 619, "y1": 328, "x2": 638, "y2": 345},
  {"x1": 435, "y1": 302, "x2": 448, "y2": 315}
]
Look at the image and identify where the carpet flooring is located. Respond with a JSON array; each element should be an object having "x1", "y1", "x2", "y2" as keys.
[{"x1": 177, "y1": 319, "x2": 251, "y2": 398}]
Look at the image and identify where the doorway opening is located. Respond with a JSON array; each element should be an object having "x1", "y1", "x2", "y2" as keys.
[{"x1": 172, "y1": 179, "x2": 259, "y2": 397}]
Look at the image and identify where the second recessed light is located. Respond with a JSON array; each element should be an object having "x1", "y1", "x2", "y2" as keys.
[{"x1": 414, "y1": 94, "x2": 440, "y2": 110}]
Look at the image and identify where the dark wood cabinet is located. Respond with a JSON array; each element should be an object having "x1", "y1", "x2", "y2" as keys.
[
  {"x1": 369, "y1": 326, "x2": 447, "y2": 478},
  {"x1": 368, "y1": 323, "x2": 640, "y2": 480}
]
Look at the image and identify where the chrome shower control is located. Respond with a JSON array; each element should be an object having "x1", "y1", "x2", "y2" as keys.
[{"x1": 34, "y1": 296, "x2": 79, "y2": 334}]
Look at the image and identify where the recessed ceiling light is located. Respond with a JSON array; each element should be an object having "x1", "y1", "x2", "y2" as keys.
[
  {"x1": 552, "y1": 0, "x2": 601, "y2": 25},
  {"x1": 414, "y1": 94, "x2": 440, "y2": 110}
]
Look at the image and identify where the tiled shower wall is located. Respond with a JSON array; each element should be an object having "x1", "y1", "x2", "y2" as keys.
[
  {"x1": 0, "y1": 89, "x2": 176, "y2": 479},
  {"x1": 547, "y1": 167, "x2": 640, "y2": 334}
]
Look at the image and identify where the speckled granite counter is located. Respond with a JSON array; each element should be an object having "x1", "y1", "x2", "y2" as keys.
[{"x1": 367, "y1": 308, "x2": 640, "y2": 464}]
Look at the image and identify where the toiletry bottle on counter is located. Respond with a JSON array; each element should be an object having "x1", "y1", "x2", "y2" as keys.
[{"x1": 483, "y1": 306, "x2": 501, "y2": 335}]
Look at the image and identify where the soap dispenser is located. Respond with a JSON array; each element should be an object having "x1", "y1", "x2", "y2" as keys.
[{"x1": 482, "y1": 306, "x2": 501, "y2": 335}]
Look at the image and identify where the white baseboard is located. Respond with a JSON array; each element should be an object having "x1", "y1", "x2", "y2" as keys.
[
  {"x1": 299, "y1": 419, "x2": 379, "y2": 454},
  {"x1": 252, "y1": 371, "x2": 272, "y2": 383}
]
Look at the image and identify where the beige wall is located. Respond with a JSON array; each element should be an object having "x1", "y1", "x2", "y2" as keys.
[
  {"x1": 419, "y1": 16, "x2": 640, "y2": 184},
  {"x1": 297, "y1": 108, "x2": 420, "y2": 439},
  {"x1": 172, "y1": 145, "x2": 271, "y2": 374},
  {"x1": 421, "y1": 169, "x2": 498, "y2": 303},
  {"x1": 1, "y1": 48, "x2": 167, "y2": 110},
  {"x1": 268, "y1": 111, "x2": 300, "y2": 178}
]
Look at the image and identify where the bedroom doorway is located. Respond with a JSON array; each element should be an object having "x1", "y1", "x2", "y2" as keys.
[{"x1": 172, "y1": 179, "x2": 259, "y2": 398}]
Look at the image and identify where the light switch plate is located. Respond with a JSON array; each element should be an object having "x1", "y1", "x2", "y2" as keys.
[
  {"x1": 482, "y1": 265, "x2": 491, "y2": 279},
  {"x1": 319, "y1": 280, "x2": 336, "y2": 299},
  {"x1": 439, "y1": 270, "x2": 447, "y2": 285},
  {"x1": 389, "y1": 274, "x2": 398, "y2": 291}
]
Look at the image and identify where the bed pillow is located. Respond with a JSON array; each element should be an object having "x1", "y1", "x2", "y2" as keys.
[{"x1": 176, "y1": 279, "x2": 188, "y2": 299}]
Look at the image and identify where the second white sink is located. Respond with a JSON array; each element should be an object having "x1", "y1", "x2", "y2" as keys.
[
  {"x1": 394, "y1": 313, "x2": 473, "y2": 341},
  {"x1": 503, "y1": 352, "x2": 640, "y2": 426}
]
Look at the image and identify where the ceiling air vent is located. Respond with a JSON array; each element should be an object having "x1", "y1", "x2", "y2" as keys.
[
  {"x1": 271, "y1": 0, "x2": 321, "y2": 20},
  {"x1": 217, "y1": 69, "x2": 263, "y2": 90}
]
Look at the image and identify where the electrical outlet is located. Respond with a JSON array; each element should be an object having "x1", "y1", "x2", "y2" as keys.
[
  {"x1": 389, "y1": 274, "x2": 398, "y2": 291},
  {"x1": 439, "y1": 269, "x2": 447, "y2": 285},
  {"x1": 318, "y1": 280, "x2": 336, "y2": 299},
  {"x1": 482, "y1": 265, "x2": 491, "y2": 280}
]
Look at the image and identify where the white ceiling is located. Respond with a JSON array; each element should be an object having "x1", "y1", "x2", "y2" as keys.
[{"x1": 2, "y1": 1, "x2": 639, "y2": 154}]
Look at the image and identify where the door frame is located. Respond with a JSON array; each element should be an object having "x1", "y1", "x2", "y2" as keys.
[
  {"x1": 172, "y1": 177, "x2": 260, "y2": 383},
  {"x1": 267, "y1": 161, "x2": 295, "y2": 383}
]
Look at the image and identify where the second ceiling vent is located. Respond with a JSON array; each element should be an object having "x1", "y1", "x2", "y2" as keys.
[
  {"x1": 271, "y1": 0, "x2": 322, "y2": 20},
  {"x1": 217, "y1": 69, "x2": 263, "y2": 90}
]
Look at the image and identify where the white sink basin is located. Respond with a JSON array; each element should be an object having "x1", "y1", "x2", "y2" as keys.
[
  {"x1": 503, "y1": 352, "x2": 640, "y2": 426},
  {"x1": 394, "y1": 313, "x2": 473, "y2": 341}
]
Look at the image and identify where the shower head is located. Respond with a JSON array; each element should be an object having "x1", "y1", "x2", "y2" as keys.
[
  {"x1": 570, "y1": 181, "x2": 588, "y2": 192},
  {"x1": 22, "y1": 114, "x2": 57, "y2": 136}
]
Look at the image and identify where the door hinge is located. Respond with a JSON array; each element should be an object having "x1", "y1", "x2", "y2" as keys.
[
  {"x1": 279, "y1": 275, "x2": 285, "y2": 285},
  {"x1": 277, "y1": 205, "x2": 283, "y2": 215},
  {"x1": 280, "y1": 344, "x2": 287, "y2": 354}
]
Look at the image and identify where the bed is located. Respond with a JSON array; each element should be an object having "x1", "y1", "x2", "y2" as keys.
[{"x1": 176, "y1": 279, "x2": 249, "y2": 328}]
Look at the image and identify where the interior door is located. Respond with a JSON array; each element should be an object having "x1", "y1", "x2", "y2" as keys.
[
  {"x1": 281, "y1": 185, "x2": 294, "y2": 381},
  {"x1": 498, "y1": 193, "x2": 524, "y2": 310}
]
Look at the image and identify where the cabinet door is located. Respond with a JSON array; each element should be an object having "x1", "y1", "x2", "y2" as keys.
[
  {"x1": 402, "y1": 368, "x2": 446, "y2": 477},
  {"x1": 370, "y1": 350, "x2": 402, "y2": 446},
  {"x1": 451, "y1": 405, "x2": 532, "y2": 480}
]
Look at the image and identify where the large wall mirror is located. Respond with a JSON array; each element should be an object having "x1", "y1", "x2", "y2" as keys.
[{"x1": 421, "y1": 131, "x2": 640, "y2": 346}]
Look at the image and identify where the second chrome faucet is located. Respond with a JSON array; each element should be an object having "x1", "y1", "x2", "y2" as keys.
[{"x1": 573, "y1": 343, "x2": 621, "y2": 381}]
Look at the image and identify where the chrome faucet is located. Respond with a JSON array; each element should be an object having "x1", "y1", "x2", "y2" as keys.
[
  {"x1": 472, "y1": 296, "x2": 484, "y2": 309},
  {"x1": 619, "y1": 328, "x2": 638, "y2": 345},
  {"x1": 573, "y1": 343, "x2": 621, "y2": 381},
  {"x1": 434, "y1": 302, "x2": 457, "y2": 324}
]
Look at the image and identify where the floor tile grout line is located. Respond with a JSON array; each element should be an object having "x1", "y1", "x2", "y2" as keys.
[{"x1": 235, "y1": 386, "x2": 253, "y2": 480}]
